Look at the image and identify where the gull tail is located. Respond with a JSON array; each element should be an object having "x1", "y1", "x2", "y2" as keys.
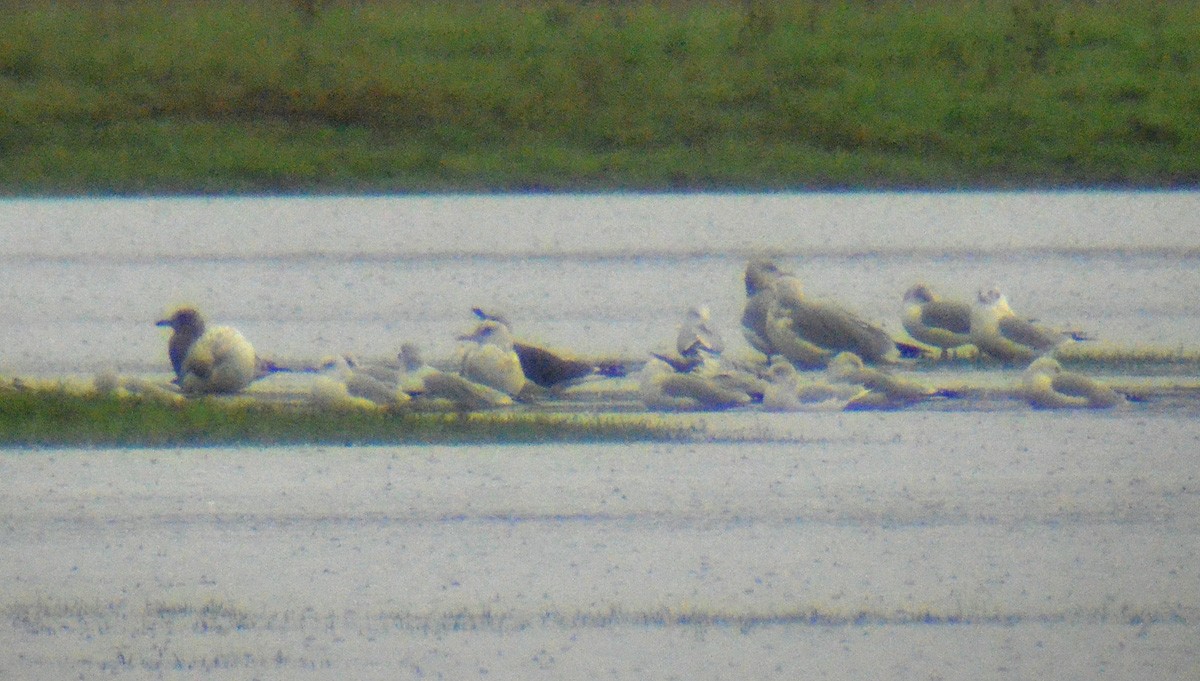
[
  {"x1": 895, "y1": 340, "x2": 926, "y2": 359},
  {"x1": 594, "y1": 360, "x2": 627, "y2": 378},
  {"x1": 256, "y1": 356, "x2": 325, "y2": 375}
]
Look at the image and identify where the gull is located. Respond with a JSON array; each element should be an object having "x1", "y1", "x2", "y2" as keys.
[
  {"x1": 969, "y1": 288, "x2": 1083, "y2": 363},
  {"x1": 901, "y1": 283, "x2": 973, "y2": 358},
  {"x1": 1019, "y1": 357, "x2": 1125, "y2": 409},
  {"x1": 762, "y1": 357, "x2": 866, "y2": 411},
  {"x1": 827, "y1": 351, "x2": 953, "y2": 410},
  {"x1": 156, "y1": 307, "x2": 258, "y2": 395},
  {"x1": 640, "y1": 311, "x2": 766, "y2": 410},
  {"x1": 456, "y1": 320, "x2": 527, "y2": 397},
  {"x1": 741, "y1": 259, "x2": 789, "y2": 357},
  {"x1": 765, "y1": 275, "x2": 901, "y2": 368},
  {"x1": 652, "y1": 305, "x2": 730, "y2": 373},
  {"x1": 470, "y1": 308, "x2": 626, "y2": 390},
  {"x1": 677, "y1": 305, "x2": 725, "y2": 357},
  {"x1": 638, "y1": 356, "x2": 754, "y2": 411},
  {"x1": 744, "y1": 259, "x2": 919, "y2": 366},
  {"x1": 307, "y1": 355, "x2": 411, "y2": 410},
  {"x1": 396, "y1": 343, "x2": 513, "y2": 410}
]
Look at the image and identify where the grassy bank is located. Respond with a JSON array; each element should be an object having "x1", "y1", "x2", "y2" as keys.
[
  {"x1": 1, "y1": 0, "x2": 1198, "y2": 193},
  {"x1": 0, "y1": 383, "x2": 694, "y2": 447}
]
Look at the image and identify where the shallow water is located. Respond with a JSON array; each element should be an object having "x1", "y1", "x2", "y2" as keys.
[
  {"x1": 2, "y1": 191, "x2": 1199, "y2": 374},
  {"x1": 2, "y1": 192, "x2": 1199, "y2": 679},
  {"x1": 2, "y1": 416, "x2": 1197, "y2": 679}
]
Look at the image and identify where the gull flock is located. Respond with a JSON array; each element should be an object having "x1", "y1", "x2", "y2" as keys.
[{"x1": 152, "y1": 258, "x2": 1129, "y2": 412}]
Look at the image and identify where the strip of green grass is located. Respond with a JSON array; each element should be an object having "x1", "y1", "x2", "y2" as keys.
[
  {"x1": 0, "y1": 386, "x2": 696, "y2": 448},
  {"x1": 1, "y1": 0, "x2": 1197, "y2": 193}
]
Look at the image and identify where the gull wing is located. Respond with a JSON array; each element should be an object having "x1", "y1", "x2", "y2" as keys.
[
  {"x1": 997, "y1": 316, "x2": 1060, "y2": 351},
  {"x1": 920, "y1": 299, "x2": 972, "y2": 335}
]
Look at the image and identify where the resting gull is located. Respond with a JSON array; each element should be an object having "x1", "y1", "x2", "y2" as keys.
[
  {"x1": 396, "y1": 343, "x2": 514, "y2": 410},
  {"x1": 826, "y1": 351, "x2": 960, "y2": 410},
  {"x1": 1018, "y1": 357, "x2": 1124, "y2": 409},
  {"x1": 456, "y1": 320, "x2": 528, "y2": 397},
  {"x1": 901, "y1": 283, "x2": 973, "y2": 358},
  {"x1": 762, "y1": 357, "x2": 866, "y2": 411},
  {"x1": 743, "y1": 259, "x2": 918, "y2": 368},
  {"x1": 470, "y1": 308, "x2": 626, "y2": 390},
  {"x1": 766, "y1": 275, "x2": 902, "y2": 368},
  {"x1": 156, "y1": 307, "x2": 258, "y2": 395},
  {"x1": 969, "y1": 288, "x2": 1084, "y2": 363},
  {"x1": 677, "y1": 305, "x2": 726, "y2": 357},
  {"x1": 638, "y1": 356, "x2": 754, "y2": 411}
]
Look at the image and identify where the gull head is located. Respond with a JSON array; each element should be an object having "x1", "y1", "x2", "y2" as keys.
[
  {"x1": 903, "y1": 283, "x2": 935, "y2": 304},
  {"x1": 399, "y1": 343, "x2": 424, "y2": 371},
  {"x1": 745, "y1": 259, "x2": 785, "y2": 296},
  {"x1": 976, "y1": 287, "x2": 1005, "y2": 307},
  {"x1": 1025, "y1": 356, "x2": 1063, "y2": 376},
  {"x1": 458, "y1": 320, "x2": 514, "y2": 348},
  {"x1": 156, "y1": 306, "x2": 205, "y2": 334}
]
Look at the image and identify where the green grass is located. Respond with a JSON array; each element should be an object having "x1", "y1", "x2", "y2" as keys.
[
  {"x1": 0, "y1": 383, "x2": 696, "y2": 447},
  {"x1": 1, "y1": 0, "x2": 1197, "y2": 194}
]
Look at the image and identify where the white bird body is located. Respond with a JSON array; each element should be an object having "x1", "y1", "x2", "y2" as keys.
[
  {"x1": 638, "y1": 357, "x2": 752, "y2": 411},
  {"x1": 677, "y1": 306, "x2": 725, "y2": 356},
  {"x1": 400, "y1": 343, "x2": 513, "y2": 410},
  {"x1": 457, "y1": 320, "x2": 527, "y2": 397},
  {"x1": 1019, "y1": 357, "x2": 1124, "y2": 409},
  {"x1": 179, "y1": 326, "x2": 258, "y2": 395},
  {"x1": 762, "y1": 358, "x2": 865, "y2": 411},
  {"x1": 902, "y1": 284, "x2": 973, "y2": 356},
  {"x1": 970, "y1": 288, "x2": 1072, "y2": 363},
  {"x1": 157, "y1": 308, "x2": 257, "y2": 395}
]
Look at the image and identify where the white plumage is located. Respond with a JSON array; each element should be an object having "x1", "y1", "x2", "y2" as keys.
[
  {"x1": 969, "y1": 288, "x2": 1076, "y2": 363},
  {"x1": 156, "y1": 308, "x2": 257, "y2": 395},
  {"x1": 456, "y1": 320, "x2": 527, "y2": 397},
  {"x1": 1019, "y1": 357, "x2": 1124, "y2": 409}
]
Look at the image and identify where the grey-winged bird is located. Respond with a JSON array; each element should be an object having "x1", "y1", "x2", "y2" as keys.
[
  {"x1": 1019, "y1": 357, "x2": 1124, "y2": 409},
  {"x1": 970, "y1": 288, "x2": 1085, "y2": 363},
  {"x1": 901, "y1": 283, "x2": 973, "y2": 358}
]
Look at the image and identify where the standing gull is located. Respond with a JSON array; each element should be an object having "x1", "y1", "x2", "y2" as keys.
[
  {"x1": 741, "y1": 259, "x2": 788, "y2": 357},
  {"x1": 744, "y1": 259, "x2": 915, "y2": 368},
  {"x1": 156, "y1": 307, "x2": 258, "y2": 395},
  {"x1": 969, "y1": 288, "x2": 1083, "y2": 363},
  {"x1": 901, "y1": 283, "x2": 973, "y2": 358}
]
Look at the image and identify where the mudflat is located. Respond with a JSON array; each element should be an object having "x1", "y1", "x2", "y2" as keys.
[{"x1": 3, "y1": 411, "x2": 1197, "y2": 679}]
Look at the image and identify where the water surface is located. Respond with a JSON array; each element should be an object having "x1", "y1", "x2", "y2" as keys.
[
  {"x1": 1, "y1": 192, "x2": 1199, "y2": 679},
  {"x1": 2, "y1": 191, "x2": 1198, "y2": 375}
]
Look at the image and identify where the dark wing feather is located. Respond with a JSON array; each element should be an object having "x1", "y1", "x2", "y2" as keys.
[
  {"x1": 513, "y1": 343, "x2": 594, "y2": 388},
  {"x1": 786, "y1": 299, "x2": 894, "y2": 361},
  {"x1": 921, "y1": 300, "x2": 972, "y2": 335},
  {"x1": 997, "y1": 316, "x2": 1059, "y2": 351},
  {"x1": 741, "y1": 291, "x2": 775, "y2": 355}
]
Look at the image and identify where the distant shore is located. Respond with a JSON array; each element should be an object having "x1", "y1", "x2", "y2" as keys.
[{"x1": 1, "y1": 0, "x2": 1197, "y2": 195}]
